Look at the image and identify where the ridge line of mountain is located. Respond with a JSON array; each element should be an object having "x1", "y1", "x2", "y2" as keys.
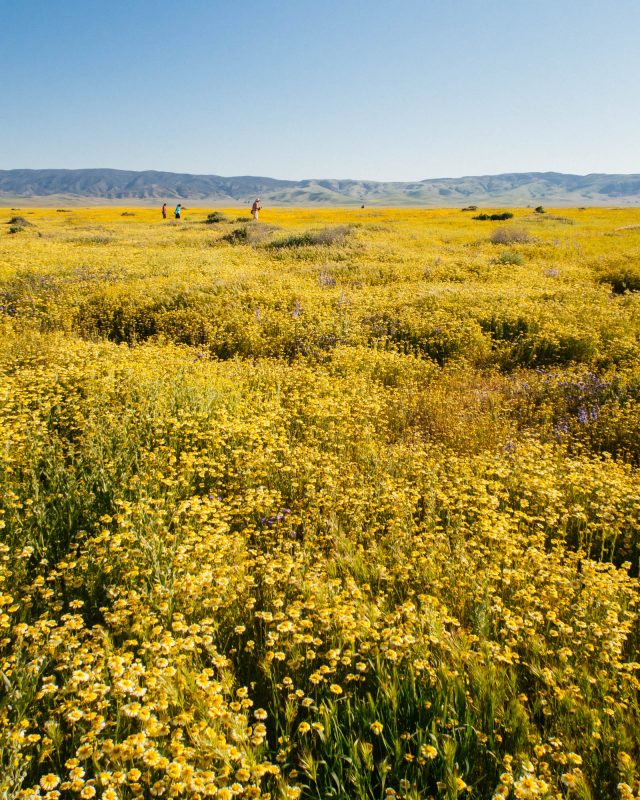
[{"x1": 1, "y1": 168, "x2": 639, "y2": 206}]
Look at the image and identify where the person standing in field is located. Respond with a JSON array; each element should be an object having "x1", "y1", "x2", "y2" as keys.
[
  {"x1": 251, "y1": 198, "x2": 261, "y2": 221},
  {"x1": 162, "y1": 202, "x2": 167, "y2": 219},
  {"x1": 174, "y1": 204, "x2": 182, "y2": 219}
]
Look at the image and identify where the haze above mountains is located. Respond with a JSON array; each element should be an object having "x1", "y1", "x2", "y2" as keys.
[{"x1": 1, "y1": 169, "x2": 640, "y2": 207}]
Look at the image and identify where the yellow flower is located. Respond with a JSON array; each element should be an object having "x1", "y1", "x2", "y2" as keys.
[
  {"x1": 420, "y1": 744, "x2": 437, "y2": 759},
  {"x1": 40, "y1": 775, "x2": 60, "y2": 791},
  {"x1": 166, "y1": 762, "x2": 182, "y2": 779},
  {"x1": 143, "y1": 748, "x2": 161, "y2": 767},
  {"x1": 76, "y1": 744, "x2": 93, "y2": 760},
  {"x1": 370, "y1": 721, "x2": 384, "y2": 735}
]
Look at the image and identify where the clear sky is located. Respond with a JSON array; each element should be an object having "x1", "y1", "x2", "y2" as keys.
[{"x1": 1, "y1": 0, "x2": 638, "y2": 181}]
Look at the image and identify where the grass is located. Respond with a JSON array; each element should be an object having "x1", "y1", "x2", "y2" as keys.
[{"x1": 0, "y1": 206, "x2": 639, "y2": 799}]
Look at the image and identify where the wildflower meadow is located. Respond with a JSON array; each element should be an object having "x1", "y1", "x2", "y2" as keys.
[{"x1": 1, "y1": 206, "x2": 639, "y2": 800}]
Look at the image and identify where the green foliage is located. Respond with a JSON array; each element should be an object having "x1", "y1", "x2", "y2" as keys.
[
  {"x1": 494, "y1": 249, "x2": 525, "y2": 266},
  {"x1": 221, "y1": 225, "x2": 249, "y2": 243},
  {"x1": 268, "y1": 226, "x2": 352, "y2": 249},
  {"x1": 473, "y1": 212, "x2": 514, "y2": 221},
  {"x1": 6, "y1": 216, "x2": 33, "y2": 234},
  {"x1": 599, "y1": 268, "x2": 640, "y2": 294},
  {"x1": 205, "y1": 211, "x2": 228, "y2": 224}
]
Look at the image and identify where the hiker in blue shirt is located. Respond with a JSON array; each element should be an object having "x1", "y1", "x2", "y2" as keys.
[{"x1": 174, "y1": 204, "x2": 182, "y2": 219}]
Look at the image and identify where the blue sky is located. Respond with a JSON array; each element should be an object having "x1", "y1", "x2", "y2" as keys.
[{"x1": 1, "y1": 0, "x2": 638, "y2": 181}]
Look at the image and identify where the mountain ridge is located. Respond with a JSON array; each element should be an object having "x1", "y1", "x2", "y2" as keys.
[{"x1": 1, "y1": 168, "x2": 640, "y2": 206}]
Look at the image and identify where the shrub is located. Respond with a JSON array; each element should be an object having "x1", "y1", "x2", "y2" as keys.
[
  {"x1": 268, "y1": 226, "x2": 351, "y2": 250},
  {"x1": 269, "y1": 233, "x2": 317, "y2": 249},
  {"x1": 6, "y1": 216, "x2": 33, "y2": 234},
  {"x1": 221, "y1": 224, "x2": 279, "y2": 245},
  {"x1": 205, "y1": 211, "x2": 228, "y2": 224},
  {"x1": 490, "y1": 226, "x2": 531, "y2": 245},
  {"x1": 461, "y1": 205, "x2": 478, "y2": 211},
  {"x1": 222, "y1": 226, "x2": 248, "y2": 244},
  {"x1": 473, "y1": 212, "x2": 514, "y2": 221},
  {"x1": 599, "y1": 268, "x2": 640, "y2": 294},
  {"x1": 7, "y1": 216, "x2": 32, "y2": 227},
  {"x1": 535, "y1": 206, "x2": 545, "y2": 214},
  {"x1": 494, "y1": 250, "x2": 524, "y2": 266}
]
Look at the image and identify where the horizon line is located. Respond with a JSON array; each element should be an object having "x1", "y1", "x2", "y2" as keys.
[{"x1": 2, "y1": 167, "x2": 640, "y2": 184}]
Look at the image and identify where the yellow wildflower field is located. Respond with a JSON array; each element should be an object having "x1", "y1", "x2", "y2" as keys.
[{"x1": 1, "y1": 206, "x2": 639, "y2": 799}]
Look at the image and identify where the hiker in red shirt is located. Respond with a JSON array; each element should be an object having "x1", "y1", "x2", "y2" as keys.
[{"x1": 251, "y1": 198, "x2": 261, "y2": 221}]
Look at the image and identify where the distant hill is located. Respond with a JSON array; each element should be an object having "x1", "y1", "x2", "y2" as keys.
[{"x1": 1, "y1": 168, "x2": 640, "y2": 206}]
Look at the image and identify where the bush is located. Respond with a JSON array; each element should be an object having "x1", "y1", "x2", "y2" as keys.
[
  {"x1": 599, "y1": 269, "x2": 640, "y2": 294},
  {"x1": 269, "y1": 233, "x2": 316, "y2": 249},
  {"x1": 490, "y1": 226, "x2": 531, "y2": 245},
  {"x1": 268, "y1": 226, "x2": 351, "y2": 250},
  {"x1": 221, "y1": 226, "x2": 248, "y2": 244},
  {"x1": 473, "y1": 212, "x2": 514, "y2": 221},
  {"x1": 7, "y1": 216, "x2": 32, "y2": 227},
  {"x1": 205, "y1": 211, "x2": 228, "y2": 224},
  {"x1": 535, "y1": 206, "x2": 545, "y2": 214},
  {"x1": 494, "y1": 250, "x2": 524, "y2": 266},
  {"x1": 221, "y1": 224, "x2": 279, "y2": 246},
  {"x1": 6, "y1": 216, "x2": 33, "y2": 234},
  {"x1": 461, "y1": 205, "x2": 478, "y2": 211}
]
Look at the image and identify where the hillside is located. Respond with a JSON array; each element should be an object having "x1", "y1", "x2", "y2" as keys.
[{"x1": 1, "y1": 168, "x2": 640, "y2": 206}]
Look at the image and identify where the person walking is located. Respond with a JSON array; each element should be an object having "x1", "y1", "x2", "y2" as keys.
[
  {"x1": 174, "y1": 204, "x2": 182, "y2": 220},
  {"x1": 162, "y1": 203, "x2": 167, "y2": 219},
  {"x1": 251, "y1": 198, "x2": 261, "y2": 221}
]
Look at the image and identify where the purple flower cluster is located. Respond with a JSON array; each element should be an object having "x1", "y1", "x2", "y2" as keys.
[
  {"x1": 261, "y1": 508, "x2": 291, "y2": 527},
  {"x1": 577, "y1": 406, "x2": 599, "y2": 425}
]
